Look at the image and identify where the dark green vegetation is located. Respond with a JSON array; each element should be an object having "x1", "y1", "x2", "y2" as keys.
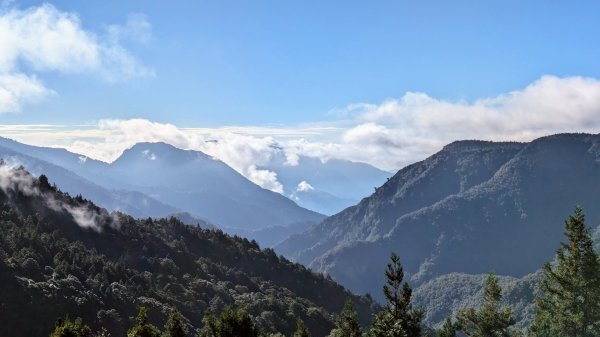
[
  {"x1": 455, "y1": 273, "x2": 516, "y2": 337},
  {"x1": 366, "y1": 253, "x2": 423, "y2": 337},
  {"x1": 44, "y1": 253, "x2": 421, "y2": 337},
  {"x1": 413, "y1": 271, "x2": 541, "y2": 329},
  {"x1": 277, "y1": 134, "x2": 600, "y2": 306},
  {"x1": 529, "y1": 207, "x2": 600, "y2": 337},
  {"x1": 430, "y1": 207, "x2": 600, "y2": 337},
  {"x1": 0, "y1": 166, "x2": 375, "y2": 337}
]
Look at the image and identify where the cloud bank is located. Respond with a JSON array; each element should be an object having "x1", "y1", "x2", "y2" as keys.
[
  {"x1": 3, "y1": 75, "x2": 600, "y2": 192},
  {"x1": 0, "y1": 3, "x2": 152, "y2": 113}
]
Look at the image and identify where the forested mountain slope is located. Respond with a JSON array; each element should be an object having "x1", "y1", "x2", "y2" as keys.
[
  {"x1": 0, "y1": 165, "x2": 375, "y2": 337},
  {"x1": 277, "y1": 133, "x2": 600, "y2": 301},
  {"x1": 0, "y1": 146, "x2": 178, "y2": 218}
]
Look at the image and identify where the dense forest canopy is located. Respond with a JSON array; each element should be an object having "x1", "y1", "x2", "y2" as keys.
[{"x1": 0, "y1": 165, "x2": 376, "y2": 337}]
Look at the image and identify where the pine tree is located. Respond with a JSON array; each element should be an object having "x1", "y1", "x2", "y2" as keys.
[
  {"x1": 163, "y1": 308, "x2": 187, "y2": 337},
  {"x1": 327, "y1": 299, "x2": 362, "y2": 337},
  {"x1": 292, "y1": 319, "x2": 311, "y2": 337},
  {"x1": 50, "y1": 316, "x2": 92, "y2": 337},
  {"x1": 199, "y1": 306, "x2": 258, "y2": 337},
  {"x1": 529, "y1": 207, "x2": 600, "y2": 337},
  {"x1": 456, "y1": 272, "x2": 515, "y2": 337},
  {"x1": 438, "y1": 317, "x2": 456, "y2": 337},
  {"x1": 367, "y1": 252, "x2": 423, "y2": 337},
  {"x1": 127, "y1": 307, "x2": 162, "y2": 337}
]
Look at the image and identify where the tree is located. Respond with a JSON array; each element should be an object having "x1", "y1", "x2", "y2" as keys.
[
  {"x1": 50, "y1": 316, "x2": 92, "y2": 337},
  {"x1": 367, "y1": 253, "x2": 423, "y2": 337},
  {"x1": 93, "y1": 328, "x2": 112, "y2": 337},
  {"x1": 292, "y1": 319, "x2": 311, "y2": 337},
  {"x1": 199, "y1": 306, "x2": 258, "y2": 337},
  {"x1": 163, "y1": 308, "x2": 188, "y2": 337},
  {"x1": 38, "y1": 174, "x2": 51, "y2": 190},
  {"x1": 438, "y1": 317, "x2": 456, "y2": 337},
  {"x1": 328, "y1": 299, "x2": 362, "y2": 337},
  {"x1": 529, "y1": 207, "x2": 600, "y2": 337},
  {"x1": 367, "y1": 311, "x2": 407, "y2": 337},
  {"x1": 456, "y1": 272, "x2": 515, "y2": 337},
  {"x1": 127, "y1": 307, "x2": 162, "y2": 337}
]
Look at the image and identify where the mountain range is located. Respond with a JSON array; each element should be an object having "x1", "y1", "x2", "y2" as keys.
[
  {"x1": 263, "y1": 155, "x2": 390, "y2": 215},
  {"x1": 0, "y1": 138, "x2": 323, "y2": 230},
  {"x1": 276, "y1": 133, "x2": 600, "y2": 305},
  {"x1": 5, "y1": 132, "x2": 600, "y2": 332},
  {"x1": 0, "y1": 165, "x2": 377, "y2": 337},
  {"x1": 0, "y1": 137, "x2": 388, "y2": 244}
]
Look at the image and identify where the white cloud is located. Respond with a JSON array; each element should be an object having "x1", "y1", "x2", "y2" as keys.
[
  {"x1": 106, "y1": 13, "x2": 152, "y2": 45},
  {"x1": 141, "y1": 149, "x2": 157, "y2": 160},
  {"x1": 0, "y1": 3, "x2": 152, "y2": 113},
  {"x1": 0, "y1": 73, "x2": 53, "y2": 113},
  {"x1": 0, "y1": 163, "x2": 116, "y2": 231},
  {"x1": 50, "y1": 118, "x2": 288, "y2": 193},
  {"x1": 2, "y1": 75, "x2": 600, "y2": 178},
  {"x1": 296, "y1": 181, "x2": 314, "y2": 192}
]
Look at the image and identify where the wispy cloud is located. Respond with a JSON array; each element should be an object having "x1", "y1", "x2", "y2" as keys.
[
  {"x1": 0, "y1": 163, "x2": 117, "y2": 231},
  {"x1": 1, "y1": 75, "x2": 600, "y2": 191},
  {"x1": 0, "y1": 3, "x2": 152, "y2": 113}
]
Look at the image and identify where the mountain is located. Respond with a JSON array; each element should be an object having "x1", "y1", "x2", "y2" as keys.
[
  {"x1": 105, "y1": 142, "x2": 324, "y2": 229},
  {"x1": 0, "y1": 165, "x2": 377, "y2": 337},
  {"x1": 277, "y1": 133, "x2": 600, "y2": 301},
  {"x1": 0, "y1": 145, "x2": 178, "y2": 218},
  {"x1": 0, "y1": 138, "x2": 325, "y2": 232},
  {"x1": 264, "y1": 156, "x2": 391, "y2": 215},
  {"x1": 413, "y1": 271, "x2": 541, "y2": 329},
  {"x1": 169, "y1": 211, "x2": 217, "y2": 229}
]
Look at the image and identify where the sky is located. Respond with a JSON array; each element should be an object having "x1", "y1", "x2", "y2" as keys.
[{"x1": 1, "y1": 0, "x2": 600, "y2": 190}]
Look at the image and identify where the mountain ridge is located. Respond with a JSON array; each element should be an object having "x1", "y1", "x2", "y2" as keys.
[
  {"x1": 0, "y1": 165, "x2": 377, "y2": 337},
  {"x1": 277, "y1": 133, "x2": 600, "y2": 301},
  {"x1": 0, "y1": 138, "x2": 325, "y2": 233}
]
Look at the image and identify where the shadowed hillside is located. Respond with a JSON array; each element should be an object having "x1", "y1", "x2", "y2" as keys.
[
  {"x1": 277, "y1": 133, "x2": 600, "y2": 302},
  {"x1": 0, "y1": 165, "x2": 376, "y2": 337}
]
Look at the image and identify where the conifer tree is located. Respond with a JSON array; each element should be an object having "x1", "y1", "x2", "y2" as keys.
[
  {"x1": 128, "y1": 307, "x2": 162, "y2": 337},
  {"x1": 456, "y1": 272, "x2": 515, "y2": 337},
  {"x1": 327, "y1": 299, "x2": 362, "y2": 337},
  {"x1": 292, "y1": 319, "x2": 311, "y2": 337},
  {"x1": 163, "y1": 308, "x2": 187, "y2": 337},
  {"x1": 199, "y1": 306, "x2": 258, "y2": 337},
  {"x1": 438, "y1": 317, "x2": 456, "y2": 337},
  {"x1": 367, "y1": 252, "x2": 423, "y2": 337},
  {"x1": 50, "y1": 316, "x2": 92, "y2": 337},
  {"x1": 529, "y1": 207, "x2": 600, "y2": 337}
]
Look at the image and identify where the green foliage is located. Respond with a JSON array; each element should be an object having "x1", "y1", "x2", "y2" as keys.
[
  {"x1": 50, "y1": 316, "x2": 92, "y2": 337},
  {"x1": 327, "y1": 299, "x2": 362, "y2": 337},
  {"x1": 292, "y1": 319, "x2": 311, "y2": 337},
  {"x1": 199, "y1": 306, "x2": 259, "y2": 337},
  {"x1": 367, "y1": 253, "x2": 423, "y2": 337},
  {"x1": 93, "y1": 328, "x2": 112, "y2": 337},
  {"x1": 127, "y1": 307, "x2": 162, "y2": 337},
  {"x1": 437, "y1": 317, "x2": 456, "y2": 337},
  {"x1": 0, "y1": 167, "x2": 374, "y2": 337},
  {"x1": 367, "y1": 310, "x2": 407, "y2": 337},
  {"x1": 529, "y1": 207, "x2": 600, "y2": 337},
  {"x1": 456, "y1": 272, "x2": 515, "y2": 337},
  {"x1": 163, "y1": 308, "x2": 188, "y2": 337}
]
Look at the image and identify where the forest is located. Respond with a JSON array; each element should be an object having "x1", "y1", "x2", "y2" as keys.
[{"x1": 1, "y1": 167, "x2": 599, "y2": 337}]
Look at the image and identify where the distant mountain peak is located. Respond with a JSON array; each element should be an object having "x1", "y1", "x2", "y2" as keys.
[{"x1": 117, "y1": 142, "x2": 212, "y2": 164}]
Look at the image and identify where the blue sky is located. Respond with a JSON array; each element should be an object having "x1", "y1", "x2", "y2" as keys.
[
  {"x1": 3, "y1": 0, "x2": 600, "y2": 126},
  {"x1": 1, "y1": 0, "x2": 600, "y2": 189}
]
